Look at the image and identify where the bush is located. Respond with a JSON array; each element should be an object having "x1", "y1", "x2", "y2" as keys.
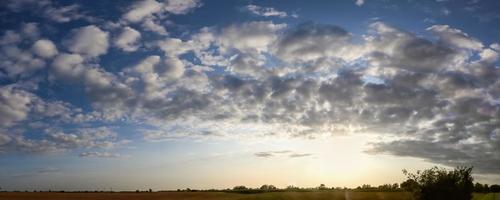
[{"x1": 402, "y1": 166, "x2": 474, "y2": 200}]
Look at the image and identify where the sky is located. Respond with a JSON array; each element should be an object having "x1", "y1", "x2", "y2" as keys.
[{"x1": 0, "y1": 0, "x2": 499, "y2": 191}]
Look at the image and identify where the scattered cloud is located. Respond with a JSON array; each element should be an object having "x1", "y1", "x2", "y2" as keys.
[
  {"x1": 122, "y1": 0, "x2": 201, "y2": 35},
  {"x1": 245, "y1": 4, "x2": 290, "y2": 18},
  {"x1": 5, "y1": 0, "x2": 93, "y2": 23}
]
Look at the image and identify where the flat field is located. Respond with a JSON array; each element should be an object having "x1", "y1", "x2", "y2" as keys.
[
  {"x1": 1, "y1": 191, "x2": 498, "y2": 200},
  {"x1": 0, "y1": 191, "x2": 412, "y2": 200}
]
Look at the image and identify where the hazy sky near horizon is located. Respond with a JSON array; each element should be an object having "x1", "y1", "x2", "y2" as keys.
[{"x1": 0, "y1": 0, "x2": 500, "y2": 191}]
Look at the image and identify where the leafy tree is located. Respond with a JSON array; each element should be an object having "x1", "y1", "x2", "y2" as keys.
[{"x1": 402, "y1": 166, "x2": 474, "y2": 200}]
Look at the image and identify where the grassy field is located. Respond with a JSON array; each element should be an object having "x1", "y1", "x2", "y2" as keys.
[
  {"x1": 473, "y1": 193, "x2": 500, "y2": 200},
  {"x1": 0, "y1": 191, "x2": 412, "y2": 200},
  {"x1": 1, "y1": 191, "x2": 497, "y2": 200}
]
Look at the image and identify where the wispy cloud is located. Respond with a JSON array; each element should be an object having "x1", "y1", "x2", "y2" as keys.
[
  {"x1": 245, "y1": 4, "x2": 292, "y2": 18},
  {"x1": 254, "y1": 150, "x2": 312, "y2": 158},
  {"x1": 79, "y1": 151, "x2": 129, "y2": 158}
]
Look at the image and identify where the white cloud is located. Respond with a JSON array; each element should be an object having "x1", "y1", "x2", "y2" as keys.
[
  {"x1": 51, "y1": 53, "x2": 85, "y2": 80},
  {"x1": 114, "y1": 27, "x2": 141, "y2": 52},
  {"x1": 355, "y1": 0, "x2": 365, "y2": 6},
  {"x1": 162, "y1": 56, "x2": 185, "y2": 79},
  {"x1": 123, "y1": 0, "x2": 201, "y2": 22},
  {"x1": 142, "y1": 18, "x2": 168, "y2": 35},
  {"x1": 163, "y1": 0, "x2": 201, "y2": 15},
  {"x1": 65, "y1": 25, "x2": 109, "y2": 57},
  {"x1": 218, "y1": 21, "x2": 286, "y2": 54},
  {"x1": 427, "y1": 25, "x2": 483, "y2": 51},
  {"x1": 245, "y1": 4, "x2": 289, "y2": 18},
  {"x1": 491, "y1": 43, "x2": 500, "y2": 51},
  {"x1": 44, "y1": 4, "x2": 86, "y2": 23},
  {"x1": 123, "y1": 0, "x2": 163, "y2": 23},
  {"x1": 32, "y1": 39, "x2": 58, "y2": 58},
  {"x1": 0, "y1": 86, "x2": 32, "y2": 127}
]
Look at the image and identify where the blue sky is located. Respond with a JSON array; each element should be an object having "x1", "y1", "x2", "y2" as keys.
[{"x1": 0, "y1": 0, "x2": 499, "y2": 191}]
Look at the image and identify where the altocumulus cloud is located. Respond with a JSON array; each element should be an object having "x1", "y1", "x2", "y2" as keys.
[{"x1": 0, "y1": 0, "x2": 499, "y2": 176}]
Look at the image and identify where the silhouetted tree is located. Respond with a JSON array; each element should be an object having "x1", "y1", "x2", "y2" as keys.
[
  {"x1": 490, "y1": 184, "x2": 500, "y2": 192},
  {"x1": 260, "y1": 184, "x2": 277, "y2": 190},
  {"x1": 232, "y1": 186, "x2": 247, "y2": 190},
  {"x1": 318, "y1": 184, "x2": 327, "y2": 190},
  {"x1": 401, "y1": 179, "x2": 419, "y2": 191},
  {"x1": 474, "y1": 183, "x2": 487, "y2": 193},
  {"x1": 286, "y1": 185, "x2": 298, "y2": 191},
  {"x1": 403, "y1": 166, "x2": 474, "y2": 200}
]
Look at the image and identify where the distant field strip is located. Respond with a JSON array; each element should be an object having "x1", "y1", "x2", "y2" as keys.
[
  {"x1": 3, "y1": 192, "x2": 499, "y2": 200},
  {"x1": 0, "y1": 191, "x2": 412, "y2": 200}
]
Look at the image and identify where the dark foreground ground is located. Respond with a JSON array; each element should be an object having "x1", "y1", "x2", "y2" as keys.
[{"x1": 0, "y1": 191, "x2": 497, "y2": 200}]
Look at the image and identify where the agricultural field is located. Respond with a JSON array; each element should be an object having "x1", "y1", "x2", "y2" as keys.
[
  {"x1": 0, "y1": 191, "x2": 409, "y2": 200},
  {"x1": 0, "y1": 191, "x2": 412, "y2": 200},
  {"x1": 1, "y1": 191, "x2": 498, "y2": 199}
]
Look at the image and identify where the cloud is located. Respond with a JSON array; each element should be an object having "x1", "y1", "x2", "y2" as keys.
[
  {"x1": 245, "y1": 4, "x2": 289, "y2": 18},
  {"x1": 275, "y1": 22, "x2": 358, "y2": 64},
  {"x1": 79, "y1": 151, "x2": 128, "y2": 158},
  {"x1": 1, "y1": 2, "x2": 499, "y2": 176},
  {"x1": 32, "y1": 39, "x2": 58, "y2": 58},
  {"x1": 289, "y1": 153, "x2": 313, "y2": 158},
  {"x1": 218, "y1": 21, "x2": 286, "y2": 54},
  {"x1": 163, "y1": 0, "x2": 201, "y2": 15},
  {"x1": 114, "y1": 27, "x2": 141, "y2": 52},
  {"x1": 44, "y1": 4, "x2": 88, "y2": 23},
  {"x1": 254, "y1": 152, "x2": 274, "y2": 158},
  {"x1": 0, "y1": 25, "x2": 47, "y2": 78},
  {"x1": 6, "y1": 0, "x2": 92, "y2": 23},
  {"x1": 254, "y1": 150, "x2": 312, "y2": 158},
  {"x1": 355, "y1": 0, "x2": 365, "y2": 6},
  {"x1": 65, "y1": 25, "x2": 109, "y2": 57},
  {"x1": 123, "y1": 0, "x2": 163, "y2": 23},
  {"x1": 0, "y1": 132, "x2": 12, "y2": 146},
  {"x1": 122, "y1": 0, "x2": 200, "y2": 35},
  {"x1": 427, "y1": 25, "x2": 484, "y2": 51},
  {"x1": 0, "y1": 45, "x2": 45, "y2": 78},
  {"x1": 0, "y1": 86, "x2": 32, "y2": 127},
  {"x1": 51, "y1": 53, "x2": 132, "y2": 117},
  {"x1": 142, "y1": 18, "x2": 168, "y2": 35},
  {"x1": 47, "y1": 20, "x2": 500, "y2": 175}
]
